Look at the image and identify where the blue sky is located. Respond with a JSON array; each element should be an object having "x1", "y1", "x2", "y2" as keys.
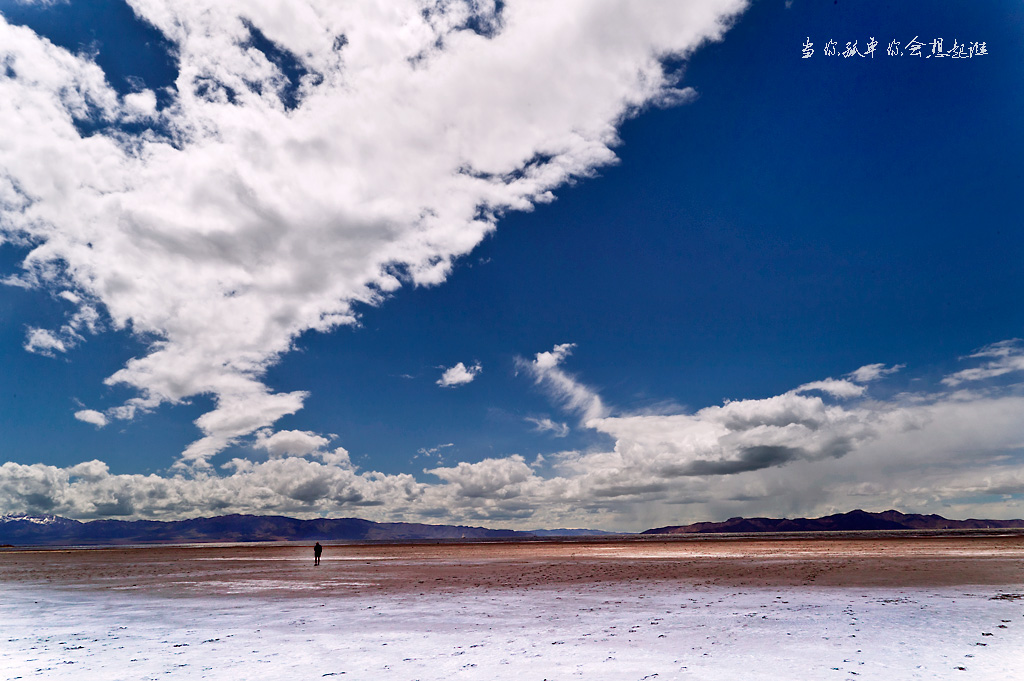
[{"x1": 1, "y1": 0, "x2": 1022, "y2": 530}]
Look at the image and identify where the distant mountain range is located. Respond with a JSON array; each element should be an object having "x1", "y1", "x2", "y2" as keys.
[
  {"x1": 642, "y1": 509, "x2": 1024, "y2": 534},
  {"x1": 0, "y1": 513, "x2": 612, "y2": 546},
  {"x1": 3, "y1": 509, "x2": 1022, "y2": 546}
]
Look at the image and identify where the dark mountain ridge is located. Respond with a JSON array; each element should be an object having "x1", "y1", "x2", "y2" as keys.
[
  {"x1": 643, "y1": 509, "x2": 1024, "y2": 534},
  {"x1": 4, "y1": 509, "x2": 1021, "y2": 546},
  {"x1": 0, "y1": 513, "x2": 533, "y2": 546}
]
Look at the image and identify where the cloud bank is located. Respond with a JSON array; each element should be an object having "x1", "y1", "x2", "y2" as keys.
[
  {"x1": 3, "y1": 341, "x2": 1022, "y2": 530},
  {"x1": 0, "y1": 0, "x2": 747, "y2": 468}
]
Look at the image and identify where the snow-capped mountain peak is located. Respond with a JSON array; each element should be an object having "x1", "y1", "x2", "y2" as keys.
[{"x1": 0, "y1": 514, "x2": 72, "y2": 525}]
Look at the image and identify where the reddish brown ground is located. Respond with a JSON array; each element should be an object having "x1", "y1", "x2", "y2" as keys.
[{"x1": 2, "y1": 534, "x2": 1023, "y2": 598}]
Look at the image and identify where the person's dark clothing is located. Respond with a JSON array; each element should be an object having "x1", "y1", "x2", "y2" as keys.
[{"x1": 314, "y1": 542, "x2": 323, "y2": 566}]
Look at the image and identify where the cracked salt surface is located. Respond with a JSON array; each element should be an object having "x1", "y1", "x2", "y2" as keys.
[{"x1": 2, "y1": 582, "x2": 1022, "y2": 680}]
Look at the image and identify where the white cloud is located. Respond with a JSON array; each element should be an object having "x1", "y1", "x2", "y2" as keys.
[
  {"x1": 428, "y1": 455, "x2": 536, "y2": 500},
  {"x1": 24, "y1": 328, "x2": 67, "y2": 356},
  {"x1": 74, "y1": 409, "x2": 108, "y2": 428},
  {"x1": 177, "y1": 386, "x2": 309, "y2": 468},
  {"x1": 517, "y1": 343, "x2": 607, "y2": 423},
  {"x1": 436, "y1": 362, "x2": 482, "y2": 388},
  {"x1": 942, "y1": 339, "x2": 1024, "y2": 386},
  {"x1": 508, "y1": 340, "x2": 1024, "y2": 528},
  {"x1": 67, "y1": 459, "x2": 110, "y2": 482},
  {"x1": 848, "y1": 363, "x2": 904, "y2": 383},
  {"x1": 3, "y1": 347, "x2": 1024, "y2": 530},
  {"x1": 253, "y1": 428, "x2": 331, "y2": 458},
  {"x1": 526, "y1": 417, "x2": 569, "y2": 437},
  {"x1": 793, "y1": 378, "x2": 865, "y2": 399},
  {"x1": 582, "y1": 390, "x2": 873, "y2": 484},
  {"x1": 415, "y1": 443, "x2": 454, "y2": 460},
  {"x1": 23, "y1": 302, "x2": 100, "y2": 356},
  {"x1": 0, "y1": 453, "x2": 421, "y2": 520},
  {"x1": 122, "y1": 90, "x2": 157, "y2": 119},
  {"x1": 0, "y1": 0, "x2": 748, "y2": 467}
]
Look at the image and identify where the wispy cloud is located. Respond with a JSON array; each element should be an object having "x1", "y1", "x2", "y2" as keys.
[
  {"x1": 793, "y1": 379, "x2": 865, "y2": 399},
  {"x1": 847, "y1": 363, "x2": 904, "y2": 383},
  {"x1": 516, "y1": 343, "x2": 608, "y2": 423},
  {"x1": 942, "y1": 339, "x2": 1024, "y2": 386},
  {"x1": 415, "y1": 443, "x2": 454, "y2": 461},
  {"x1": 526, "y1": 417, "x2": 570, "y2": 437}
]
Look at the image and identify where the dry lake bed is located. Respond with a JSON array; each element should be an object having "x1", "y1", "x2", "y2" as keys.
[{"x1": 2, "y1": 533, "x2": 1023, "y2": 679}]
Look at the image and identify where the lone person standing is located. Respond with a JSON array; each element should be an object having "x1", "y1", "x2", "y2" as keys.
[{"x1": 313, "y1": 542, "x2": 323, "y2": 566}]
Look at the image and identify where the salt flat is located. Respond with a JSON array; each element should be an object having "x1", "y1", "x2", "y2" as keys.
[{"x1": 2, "y1": 536, "x2": 1023, "y2": 680}]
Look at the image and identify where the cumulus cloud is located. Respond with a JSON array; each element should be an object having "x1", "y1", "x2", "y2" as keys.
[
  {"x1": 508, "y1": 340, "x2": 1024, "y2": 528},
  {"x1": 436, "y1": 362, "x2": 482, "y2": 388},
  {"x1": 942, "y1": 339, "x2": 1024, "y2": 386},
  {"x1": 580, "y1": 389, "x2": 874, "y2": 486},
  {"x1": 0, "y1": 0, "x2": 748, "y2": 468},
  {"x1": 2, "y1": 343, "x2": 1023, "y2": 529},
  {"x1": 24, "y1": 328, "x2": 67, "y2": 356},
  {"x1": 253, "y1": 428, "x2": 331, "y2": 458},
  {"x1": 428, "y1": 455, "x2": 537, "y2": 500},
  {"x1": 0, "y1": 453, "x2": 421, "y2": 520},
  {"x1": 74, "y1": 409, "x2": 109, "y2": 428}
]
